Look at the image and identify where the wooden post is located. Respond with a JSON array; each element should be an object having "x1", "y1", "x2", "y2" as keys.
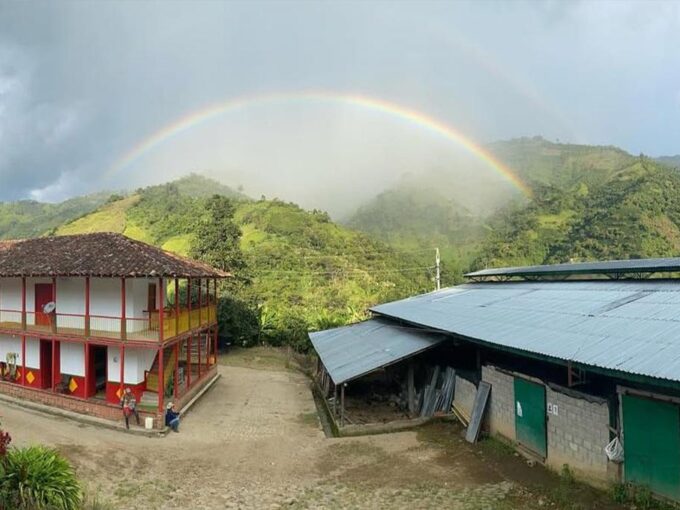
[
  {"x1": 187, "y1": 278, "x2": 192, "y2": 331},
  {"x1": 119, "y1": 344, "x2": 125, "y2": 396},
  {"x1": 186, "y1": 335, "x2": 192, "y2": 388},
  {"x1": 340, "y1": 384, "x2": 346, "y2": 427},
  {"x1": 84, "y1": 277, "x2": 91, "y2": 337},
  {"x1": 198, "y1": 278, "x2": 202, "y2": 325},
  {"x1": 158, "y1": 346, "x2": 164, "y2": 414},
  {"x1": 84, "y1": 342, "x2": 90, "y2": 398},
  {"x1": 333, "y1": 384, "x2": 338, "y2": 416},
  {"x1": 197, "y1": 330, "x2": 202, "y2": 379},
  {"x1": 174, "y1": 278, "x2": 179, "y2": 337},
  {"x1": 158, "y1": 278, "x2": 164, "y2": 343},
  {"x1": 408, "y1": 362, "x2": 415, "y2": 415},
  {"x1": 21, "y1": 335, "x2": 26, "y2": 385},
  {"x1": 174, "y1": 341, "x2": 179, "y2": 399},
  {"x1": 120, "y1": 278, "x2": 127, "y2": 341},
  {"x1": 51, "y1": 277, "x2": 57, "y2": 333},
  {"x1": 51, "y1": 338, "x2": 56, "y2": 392},
  {"x1": 21, "y1": 277, "x2": 26, "y2": 331}
]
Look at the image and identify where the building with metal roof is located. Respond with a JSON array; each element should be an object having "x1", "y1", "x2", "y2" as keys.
[
  {"x1": 310, "y1": 318, "x2": 444, "y2": 385},
  {"x1": 371, "y1": 280, "x2": 680, "y2": 385},
  {"x1": 310, "y1": 258, "x2": 680, "y2": 500}
]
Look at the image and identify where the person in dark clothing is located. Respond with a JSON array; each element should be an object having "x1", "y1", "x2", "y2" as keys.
[
  {"x1": 165, "y1": 402, "x2": 180, "y2": 432},
  {"x1": 120, "y1": 387, "x2": 140, "y2": 429}
]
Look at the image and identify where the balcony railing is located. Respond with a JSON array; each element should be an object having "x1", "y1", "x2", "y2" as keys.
[{"x1": 0, "y1": 304, "x2": 217, "y2": 342}]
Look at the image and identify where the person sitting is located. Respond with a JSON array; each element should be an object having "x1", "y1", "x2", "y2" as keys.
[
  {"x1": 120, "y1": 387, "x2": 140, "y2": 429},
  {"x1": 165, "y1": 402, "x2": 180, "y2": 432}
]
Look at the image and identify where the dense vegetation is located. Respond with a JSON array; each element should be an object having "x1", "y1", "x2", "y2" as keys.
[
  {"x1": 0, "y1": 193, "x2": 109, "y2": 240},
  {"x1": 52, "y1": 175, "x2": 432, "y2": 350},
  {"x1": 5, "y1": 139, "x2": 680, "y2": 349}
]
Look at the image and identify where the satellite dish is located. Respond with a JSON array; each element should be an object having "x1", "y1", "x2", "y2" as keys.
[{"x1": 43, "y1": 302, "x2": 56, "y2": 314}]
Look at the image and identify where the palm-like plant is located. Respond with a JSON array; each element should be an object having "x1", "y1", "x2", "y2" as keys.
[{"x1": 0, "y1": 446, "x2": 82, "y2": 510}]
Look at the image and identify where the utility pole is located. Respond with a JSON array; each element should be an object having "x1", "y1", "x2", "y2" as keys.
[{"x1": 435, "y1": 247, "x2": 441, "y2": 291}]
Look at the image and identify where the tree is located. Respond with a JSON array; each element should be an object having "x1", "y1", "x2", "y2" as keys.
[{"x1": 190, "y1": 195, "x2": 247, "y2": 284}]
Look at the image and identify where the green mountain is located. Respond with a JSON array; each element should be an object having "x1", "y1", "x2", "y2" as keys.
[
  {"x1": 656, "y1": 155, "x2": 680, "y2": 169},
  {"x1": 0, "y1": 192, "x2": 110, "y2": 240},
  {"x1": 52, "y1": 175, "x2": 432, "y2": 346},
  {"x1": 473, "y1": 156, "x2": 680, "y2": 269},
  {"x1": 346, "y1": 180, "x2": 485, "y2": 283},
  {"x1": 348, "y1": 137, "x2": 680, "y2": 274}
]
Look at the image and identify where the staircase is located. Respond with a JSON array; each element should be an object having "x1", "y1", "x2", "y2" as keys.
[
  {"x1": 145, "y1": 348, "x2": 177, "y2": 393},
  {"x1": 180, "y1": 333, "x2": 210, "y2": 363}
]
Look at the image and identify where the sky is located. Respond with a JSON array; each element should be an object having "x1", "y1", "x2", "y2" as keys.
[{"x1": 1, "y1": 0, "x2": 679, "y2": 210}]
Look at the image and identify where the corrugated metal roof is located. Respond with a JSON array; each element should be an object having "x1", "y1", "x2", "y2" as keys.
[
  {"x1": 370, "y1": 281, "x2": 680, "y2": 383},
  {"x1": 309, "y1": 318, "x2": 445, "y2": 384},
  {"x1": 466, "y1": 257, "x2": 680, "y2": 279}
]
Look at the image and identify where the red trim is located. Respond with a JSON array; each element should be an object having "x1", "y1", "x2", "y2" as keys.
[
  {"x1": 157, "y1": 346, "x2": 164, "y2": 413},
  {"x1": 119, "y1": 344, "x2": 125, "y2": 396},
  {"x1": 105, "y1": 380, "x2": 145, "y2": 404}
]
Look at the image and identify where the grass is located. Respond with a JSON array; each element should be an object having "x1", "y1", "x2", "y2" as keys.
[
  {"x1": 218, "y1": 346, "x2": 292, "y2": 372},
  {"x1": 56, "y1": 195, "x2": 139, "y2": 235}
]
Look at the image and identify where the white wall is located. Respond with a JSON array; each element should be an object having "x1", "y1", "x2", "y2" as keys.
[
  {"x1": 60, "y1": 342, "x2": 85, "y2": 377},
  {"x1": 108, "y1": 346, "x2": 157, "y2": 384},
  {"x1": 0, "y1": 334, "x2": 40, "y2": 368}
]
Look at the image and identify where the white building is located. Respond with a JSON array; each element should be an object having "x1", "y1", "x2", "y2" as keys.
[{"x1": 0, "y1": 233, "x2": 227, "y2": 426}]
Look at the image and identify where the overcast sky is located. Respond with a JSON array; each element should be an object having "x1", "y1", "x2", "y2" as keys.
[{"x1": 1, "y1": 0, "x2": 679, "y2": 207}]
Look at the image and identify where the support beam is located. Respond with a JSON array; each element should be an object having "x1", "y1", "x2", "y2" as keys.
[
  {"x1": 340, "y1": 384, "x2": 346, "y2": 427},
  {"x1": 84, "y1": 342, "x2": 90, "y2": 398},
  {"x1": 158, "y1": 346, "x2": 165, "y2": 414},
  {"x1": 119, "y1": 344, "x2": 125, "y2": 396},
  {"x1": 84, "y1": 277, "x2": 91, "y2": 337},
  {"x1": 187, "y1": 278, "x2": 192, "y2": 331},
  {"x1": 187, "y1": 335, "x2": 192, "y2": 389},
  {"x1": 198, "y1": 278, "x2": 202, "y2": 326},
  {"x1": 51, "y1": 338, "x2": 56, "y2": 392},
  {"x1": 51, "y1": 277, "x2": 57, "y2": 333},
  {"x1": 174, "y1": 278, "x2": 179, "y2": 337},
  {"x1": 120, "y1": 278, "x2": 127, "y2": 341},
  {"x1": 407, "y1": 362, "x2": 415, "y2": 415},
  {"x1": 173, "y1": 341, "x2": 179, "y2": 399},
  {"x1": 21, "y1": 335, "x2": 26, "y2": 386},
  {"x1": 21, "y1": 277, "x2": 26, "y2": 330},
  {"x1": 197, "y1": 329, "x2": 202, "y2": 379},
  {"x1": 158, "y1": 278, "x2": 165, "y2": 342}
]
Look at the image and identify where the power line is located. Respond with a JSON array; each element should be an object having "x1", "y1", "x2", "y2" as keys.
[{"x1": 251, "y1": 266, "x2": 435, "y2": 276}]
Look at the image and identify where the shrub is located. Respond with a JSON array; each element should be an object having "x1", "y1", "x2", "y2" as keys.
[{"x1": 0, "y1": 446, "x2": 82, "y2": 510}]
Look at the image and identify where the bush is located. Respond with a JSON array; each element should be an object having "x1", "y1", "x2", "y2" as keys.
[{"x1": 0, "y1": 446, "x2": 82, "y2": 510}]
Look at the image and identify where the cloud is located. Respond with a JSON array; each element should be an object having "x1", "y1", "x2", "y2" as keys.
[{"x1": 1, "y1": 1, "x2": 680, "y2": 203}]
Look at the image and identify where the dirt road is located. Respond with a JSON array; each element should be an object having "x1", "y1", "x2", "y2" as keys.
[{"x1": 0, "y1": 354, "x2": 622, "y2": 509}]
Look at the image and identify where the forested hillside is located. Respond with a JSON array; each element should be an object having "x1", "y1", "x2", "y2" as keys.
[
  {"x1": 5, "y1": 138, "x2": 680, "y2": 348},
  {"x1": 472, "y1": 157, "x2": 680, "y2": 269},
  {"x1": 0, "y1": 192, "x2": 110, "y2": 239},
  {"x1": 52, "y1": 175, "x2": 432, "y2": 348}
]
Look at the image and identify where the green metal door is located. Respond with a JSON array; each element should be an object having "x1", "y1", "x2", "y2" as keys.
[
  {"x1": 514, "y1": 377, "x2": 547, "y2": 457},
  {"x1": 622, "y1": 394, "x2": 680, "y2": 500}
]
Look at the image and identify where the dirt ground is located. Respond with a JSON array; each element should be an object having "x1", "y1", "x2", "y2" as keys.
[{"x1": 0, "y1": 349, "x2": 626, "y2": 510}]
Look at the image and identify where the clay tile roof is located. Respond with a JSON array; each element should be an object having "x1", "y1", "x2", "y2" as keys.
[{"x1": 0, "y1": 233, "x2": 231, "y2": 278}]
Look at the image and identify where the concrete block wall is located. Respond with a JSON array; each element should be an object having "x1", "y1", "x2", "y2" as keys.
[
  {"x1": 545, "y1": 386, "x2": 610, "y2": 480},
  {"x1": 482, "y1": 365, "x2": 516, "y2": 440},
  {"x1": 453, "y1": 375, "x2": 477, "y2": 420}
]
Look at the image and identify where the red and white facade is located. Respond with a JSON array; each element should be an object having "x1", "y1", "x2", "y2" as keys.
[{"x1": 0, "y1": 234, "x2": 226, "y2": 427}]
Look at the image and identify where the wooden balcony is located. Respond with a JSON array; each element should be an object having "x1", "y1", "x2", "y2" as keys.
[{"x1": 0, "y1": 304, "x2": 217, "y2": 343}]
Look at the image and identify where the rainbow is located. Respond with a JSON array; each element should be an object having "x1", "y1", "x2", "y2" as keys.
[{"x1": 107, "y1": 91, "x2": 532, "y2": 196}]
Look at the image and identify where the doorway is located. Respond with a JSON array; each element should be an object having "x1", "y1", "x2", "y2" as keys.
[
  {"x1": 92, "y1": 345, "x2": 107, "y2": 396},
  {"x1": 514, "y1": 377, "x2": 547, "y2": 458},
  {"x1": 35, "y1": 283, "x2": 54, "y2": 327},
  {"x1": 39, "y1": 340, "x2": 52, "y2": 389}
]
